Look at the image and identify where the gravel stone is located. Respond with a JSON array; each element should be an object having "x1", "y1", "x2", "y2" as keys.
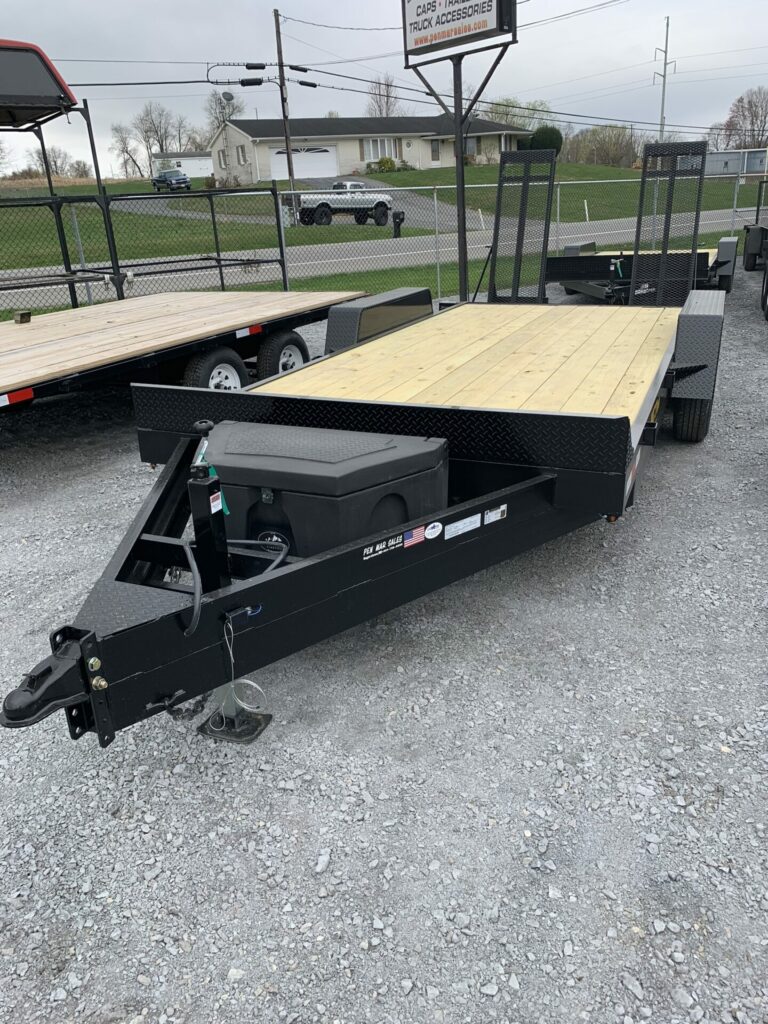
[{"x1": 1, "y1": 273, "x2": 767, "y2": 1023}]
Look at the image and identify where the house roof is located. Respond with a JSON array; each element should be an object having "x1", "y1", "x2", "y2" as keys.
[
  {"x1": 154, "y1": 151, "x2": 211, "y2": 159},
  {"x1": 227, "y1": 114, "x2": 528, "y2": 141}
]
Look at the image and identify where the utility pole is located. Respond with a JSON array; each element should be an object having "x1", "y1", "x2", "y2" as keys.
[
  {"x1": 274, "y1": 8, "x2": 297, "y2": 214},
  {"x1": 654, "y1": 16, "x2": 676, "y2": 142}
]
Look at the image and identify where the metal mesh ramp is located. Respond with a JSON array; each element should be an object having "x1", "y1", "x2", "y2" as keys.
[
  {"x1": 489, "y1": 150, "x2": 556, "y2": 304},
  {"x1": 629, "y1": 141, "x2": 707, "y2": 307}
]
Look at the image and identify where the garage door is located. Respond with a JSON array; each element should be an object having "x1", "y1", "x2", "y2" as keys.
[{"x1": 269, "y1": 145, "x2": 339, "y2": 179}]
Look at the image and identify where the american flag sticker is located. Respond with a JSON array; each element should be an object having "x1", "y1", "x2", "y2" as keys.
[{"x1": 403, "y1": 525, "x2": 426, "y2": 549}]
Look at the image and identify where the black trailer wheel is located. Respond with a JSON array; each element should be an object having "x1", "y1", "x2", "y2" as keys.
[
  {"x1": 354, "y1": 211, "x2": 369, "y2": 225},
  {"x1": 673, "y1": 398, "x2": 713, "y2": 443},
  {"x1": 183, "y1": 348, "x2": 250, "y2": 391},
  {"x1": 257, "y1": 331, "x2": 310, "y2": 379},
  {"x1": 744, "y1": 251, "x2": 757, "y2": 272},
  {"x1": 314, "y1": 205, "x2": 332, "y2": 226},
  {"x1": 299, "y1": 209, "x2": 314, "y2": 226},
  {"x1": 373, "y1": 204, "x2": 389, "y2": 227}
]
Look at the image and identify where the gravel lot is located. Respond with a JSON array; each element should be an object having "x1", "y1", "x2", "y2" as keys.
[{"x1": 0, "y1": 274, "x2": 766, "y2": 1024}]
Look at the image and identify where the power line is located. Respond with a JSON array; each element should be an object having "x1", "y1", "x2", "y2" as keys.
[
  {"x1": 515, "y1": 59, "x2": 657, "y2": 96},
  {"x1": 279, "y1": 15, "x2": 401, "y2": 31},
  {"x1": 520, "y1": 0, "x2": 630, "y2": 28}
]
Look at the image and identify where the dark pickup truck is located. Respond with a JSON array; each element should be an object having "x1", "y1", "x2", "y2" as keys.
[{"x1": 152, "y1": 168, "x2": 192, "y2": 192}]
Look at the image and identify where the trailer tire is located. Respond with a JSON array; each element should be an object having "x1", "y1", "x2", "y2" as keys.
[
  {"x1": 744, "y1": 251, "x2": 757, "y2": 272},
  {"x1": 672, "y1": 398, "x2": 713, "y2": 443},
  {"x1": 354, "y1": 211, "x2": 369, "y2": 225},
  {"x1": 256, "y1": 331, "x2": 309, "y2": 379},
  {"x1": 314, "y1": 205, "x2": 332, "y2": 226},
  {"x1": 183, "y1": 348, "x2": 250, "y2": 391},
  {"x1": 373, "y1": 204, "x2": 389, "y2": 227}
]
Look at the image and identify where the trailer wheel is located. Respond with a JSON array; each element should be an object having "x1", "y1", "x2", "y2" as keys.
[
  {"x1": 744, "y1": 251, "x2": 757, "y2": 272},
  {"x1": 257, "y1": 331, "x2": 309, "y2": 379},
  {"x1": 314, "y1": 205, "x2": 332, "y2": 226},
  {"x1": 354, "y1": 211, "x2": 369, "y2": 225},
  {"x1": 672, "y1": 398, "x2": 713, "y2": 443},
  {"x1": 183, "y1": 348, "x2": 250, "y2": 390},
  {"x1": 373, "y1": 204, "x2": 389, "y2": 227}
]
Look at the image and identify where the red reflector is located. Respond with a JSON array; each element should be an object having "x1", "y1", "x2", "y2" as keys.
[
  {"x1": 249, "y1": 324, "x2": 263, "y2": 335},
  {"x1": 0, "y1": 387, "x2": 34, "y2": 407}
]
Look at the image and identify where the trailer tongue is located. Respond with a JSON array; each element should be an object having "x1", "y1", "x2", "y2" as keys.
[{"x1": 1, "y1": 292, "x2": 725, "y2": 749}]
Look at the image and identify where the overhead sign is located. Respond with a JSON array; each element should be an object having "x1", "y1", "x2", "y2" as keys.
[{"x1": 402, "y1": 0, "x2": 516, "y2": 59}]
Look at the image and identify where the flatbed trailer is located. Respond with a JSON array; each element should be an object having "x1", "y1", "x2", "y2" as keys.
[
  {"x1": 0, "y1": 290, "x2": 363, "y2": 410},
  {"x1": 545, "y1": 240, "x2": 736, "y2": 304},
  {"x1": 0, "y1": 292, "x2": 726, "y2": 748}
]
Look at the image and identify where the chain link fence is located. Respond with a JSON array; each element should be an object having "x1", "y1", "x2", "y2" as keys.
[
  {"x1": 0, "y1": 188, "x2": 286, "y2": 320},
  {"x1": 0, "y1": 174, "x2": 761, "y2": 318}
]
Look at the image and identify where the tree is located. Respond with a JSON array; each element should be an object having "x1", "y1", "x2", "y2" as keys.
[
  {"x1": 204, "y1": 90, "x2": 246, "y2": 139},
  {"x1": 325, "y1": 110, "x2": 340, "y2": 119},
  {"x1": 484, "y1": 97, "x2": 552, "y2": 131},
  {"x1": 26, "y1": 144, "x2": 72, "y2": 176},
  {"x1": 564, "y1": 124, "x2": 647, "y2": 167},
  {"x1": 0, "y1": 138, "x2": 6, "y2": 171},
  {"x1": 366, "y1": 74, "x2": 402, "y2": 118},
  {"x1": 724, "y1": 87, "x2": 768, "y2": 148},
  {"x1": 131, "y1": 102, "x2": 175, "y2": 169},
  {"x1": 110, "y1": 122, "x2": 145, "y2": 177},
  {"x1": 530, "y1": 125, "x2": 563, "y2": 154},
  {"x1": 69, "y1": 159, "x2": 93, "y2": 178}
]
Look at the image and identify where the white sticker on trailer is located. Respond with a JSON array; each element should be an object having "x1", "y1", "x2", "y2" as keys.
[
  {"x1": 484, "y1": 504, "x2": 507, "y2": 525},
  {"x1": 0, "y1": 395, "x2": 8, "y2": 408},
  {"x1": 210, "y1": 491, "x2": 223, "y2": 514},
  {"x1": 444, "y1": 513, "x2": 482, "y2": 540}
]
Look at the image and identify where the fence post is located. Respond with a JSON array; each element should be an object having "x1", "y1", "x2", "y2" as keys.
[
  {"x1": 207, "y1": 194, "x2": 226, "y2": 292},
  {"x1": 433, "y1": 187, "x2": 442, "y2": 302},
  {"x1": 68, "y1": 206, "x2": 93, "y2": 305},
  {"x1": 273, "y1": 182, "x2": 290, "y2": 291},
  {"x1": 730, "y1": 175, "x2": 740, "y2": 234},
  {"x1": 556, "y1": 184, "x2": 561, "y2": 254}
]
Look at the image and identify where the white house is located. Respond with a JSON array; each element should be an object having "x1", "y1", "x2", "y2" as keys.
[
  {"x1": 208, "y1": 115, "x2": 529, "y2": 183},
  {"x1": 150, "y1": 151, "x2": 213, "y2": 178}
]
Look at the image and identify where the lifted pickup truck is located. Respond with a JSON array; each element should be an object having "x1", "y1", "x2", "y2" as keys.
[
  {"x1": 152, "y1": 169, "x2": 192, "y2": 192},
  {"x1": 298, "y1": 181, "x2": 393, "y2": 226}
]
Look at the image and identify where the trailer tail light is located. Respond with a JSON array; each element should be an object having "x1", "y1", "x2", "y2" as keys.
[
  {"x1": 235, "y1": 324, "x2": 263, "y2": 339},
  {"x1": 0, "y1": 387, "x2": 34, "y2": 407}
]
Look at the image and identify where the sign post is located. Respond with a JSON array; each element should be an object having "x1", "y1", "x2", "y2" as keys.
[{"x1": 402, "y1": 1, "x2": 517, "y2": 301}]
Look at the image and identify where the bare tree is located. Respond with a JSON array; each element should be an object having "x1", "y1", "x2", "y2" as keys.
[
  {"x1": 26, "y1": 144, "x2": 72, "y2": 176},
  {"x1": 205, "y1": 90, "x2": 246, "y2": 139},
  {"x1": 0, "y1": 138, "x2": 6, "y2": 171},
  {"x1": 325, "y1": 110, "x2": 340, "y2": 119},
  {"x1": 565, "y1": 124, "x2": 648, "y2": 167},
  {"x1": 110, "y1": 123, "x2": 145, "y2": 177},
  {"x1": 131, "y1": 102, "x2": 175, "y2": 169},
  {"x1": 69, "y1": 159, "x2": 93, "y2": 178},
  {"x1": 366, "y1": 74, "x2": 403, "y2": 118},
  {"x1": 725, "y1": 87, "x2": 768, "y2": 148},
  {"x1": 483, "y1": 97, "x2": 551, "y2": 131}
]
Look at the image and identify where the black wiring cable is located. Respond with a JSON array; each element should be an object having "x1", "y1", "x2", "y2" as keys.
[{"x1": 182, "y1": 541, "x2": 203, "y2": 638}]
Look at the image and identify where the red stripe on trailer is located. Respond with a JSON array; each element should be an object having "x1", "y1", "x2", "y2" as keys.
[
  {"x1": 0, "y1": 387, "x2": 35, "y2": 407},
  {"x1": 0, "y1": 39, "x2": 78, "y2": 106},
  {"x1": 235, "y1": 324, "x2": 264, "y2": 339}
]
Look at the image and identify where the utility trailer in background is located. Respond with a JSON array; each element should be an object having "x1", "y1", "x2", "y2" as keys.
[
  {"x1": 546, "y1": 239, "x2": 737, "y2": 304},
  {"x1": 743, "y1": 178, "x2": 768, "y2": 273},
  {"x1": 0, "y1": 290, "x2": 726, "y2": 749},
  {"x1": 0, "y1": 290, "x2": 363, "y2": 410}
]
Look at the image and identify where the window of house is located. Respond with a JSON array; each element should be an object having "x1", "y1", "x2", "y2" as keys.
[
  {"x1": 465, "y1": 137, "x2": 479, "y2": 157},
  {"x1": 217, "y1": 149, "x2": 228, "y2": 169},
  {"x1": 363, "y1": 138, "x2": 400, "y2": 161},
  {"x1": 431, "y1": 139, "x2": 440, "y2": 162},
  {"x1": 236, "y1": 144, "x2": 247, "y2": 165}
]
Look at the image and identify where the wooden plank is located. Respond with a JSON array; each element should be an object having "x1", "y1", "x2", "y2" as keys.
[{"x1": 0, "y1": 291, "x2": 363, "y2": 393}]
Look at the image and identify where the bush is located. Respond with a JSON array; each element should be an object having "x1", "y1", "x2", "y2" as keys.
[
  {"x1": 398, "y1": 159, "x2": 415, "y2": 171},
  {"x1": 530, "y1": 126, "x2": 564, "y2": 155},
  {"x1": 377, "y1": 156, "x2": 397, "y2": 173}
]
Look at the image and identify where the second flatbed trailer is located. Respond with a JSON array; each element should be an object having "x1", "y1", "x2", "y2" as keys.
[
  {"x1": 1, "y1": 291, "x2": 726, "y2": 747},
  {"x1": 0, "y1": 290, "x2": 362, "y2": 411}
]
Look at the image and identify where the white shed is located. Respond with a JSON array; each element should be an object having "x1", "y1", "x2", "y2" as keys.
[{"x1": 151, "y1": 152, "x2": 213, "y2": 179}]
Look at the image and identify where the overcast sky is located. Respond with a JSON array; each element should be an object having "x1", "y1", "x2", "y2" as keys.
[{"x1": 4, "y1": 0, "x2": 767, "y2": 174}]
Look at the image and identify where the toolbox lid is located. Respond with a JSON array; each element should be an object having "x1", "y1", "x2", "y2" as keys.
[{"x1": 205, "y1": 421, "x2": 447, "y2": 497}]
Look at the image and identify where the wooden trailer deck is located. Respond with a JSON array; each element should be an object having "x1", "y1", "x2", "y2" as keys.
[
  {"x1": 0, "y1": 290, "x2": 363, "y2": 396},
  {"x1": 251, "y1": 304, "x2": 680, "y2": 447}
]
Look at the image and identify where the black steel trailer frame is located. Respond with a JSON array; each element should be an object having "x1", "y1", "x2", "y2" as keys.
[{"x1": 0, "y1": 291, "x2": 726, "y2": 749}]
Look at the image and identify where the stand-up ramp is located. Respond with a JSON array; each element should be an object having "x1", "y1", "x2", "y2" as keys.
[
  {"x1": 489, "y1": 150, "x2": 556, "y2": 304},
  {"x1": 629, "y1": 141, "x2": 707, "y2": 307}
]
